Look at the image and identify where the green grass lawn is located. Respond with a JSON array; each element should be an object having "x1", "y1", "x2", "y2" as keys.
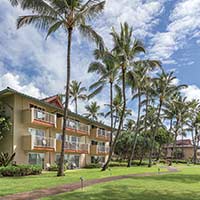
[
  {"x1": 41, "y1": 165, "x2": 200, "y2": 200},
  {"x1": 0, "y1": 165, "x2": 164, "y2": 196}
]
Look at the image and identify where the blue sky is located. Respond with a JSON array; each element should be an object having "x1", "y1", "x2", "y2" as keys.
[{"x1": 0, "y1": 0, "x2": 200, "y2": 117}]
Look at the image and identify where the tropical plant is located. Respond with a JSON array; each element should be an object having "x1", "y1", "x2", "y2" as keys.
[
  {"x1": 84, "y1": 101, "x2": 103, "y2": 121},
  {"x1": 0, "y1": 102, "x2": 12, "y2": 141},
  {"x1": 126, "y1": 60, "x2": 161, "y2": 167},
  {"x1": 88, "y1": 47, "x2": 118, "y2": 147},
  {"x1": 102, "y1": 22, "x2": 145, "y2": 171},
  {"x1": 9, "y1": 0, "x2": 105, "y2": 176},
  {"x1": 69, "y1": 80, "x2": 87, "y2": 114},
  {"x1": 0, "y1": 152, "x2": 16, "y2": 167}
]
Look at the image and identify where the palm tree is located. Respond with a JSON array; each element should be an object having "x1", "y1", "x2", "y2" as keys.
[
  {"x1": 148, "y1": 71, "x2": 186, "y2": 167},
  {"x1": 88, "y1": 48, "x2": 118, "y2": 147},
  {"x1": 84, "y1": 101, "x2": 103, "y2": 121},
  {"x1": 187, "y1": 100, "x2": 200, "y2": 164},
  {"x1": 126, "y1": 60, "x2": 161, "y2": 167},
  {"x1": 9, "y1": 0, "x2": 105, "y2": 176},
  {"x1": 69, "y1": 80, "x2": 87, "y2": 115},
  {"x1": 102, "y1": 22, "x2": 145, "y2": 171}
]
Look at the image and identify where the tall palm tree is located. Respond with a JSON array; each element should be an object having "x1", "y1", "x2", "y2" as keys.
[
  {"x1": 84, "y1": 101, "x2": 103, "y2": 121},
  {"x1": 187, "y1": 100, "x2": 200, "y2": 164},
  {"x1": 126, "y1": 60, "x2": 161, "y2": 167},
  {"x1": 88, "y1": 48, "x2": 118, "y2": 147},
  {"x1": 148, "y1": 71, "x2": 186, "y2": 167},
  {"x1": 9, "y1": 0, "x2": 105, "y2": 176},
  {"x1": 69, "y1": 80, "x2": 87, "y2": 115},
  {"x1": 102, "y1": 22, "x2": 145, "y2": 171}
]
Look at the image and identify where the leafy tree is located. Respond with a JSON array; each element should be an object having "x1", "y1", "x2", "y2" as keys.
[
  {"x1": 84, "y1": 101, "x2": 103, "y2": 121},
  {"x1": 0, "y1": 102, "x2": 11, "y2": 141},
  {"x1": 102, "y1": 22, "x2": 145, "y2": 171},
  {"x1": 88, "y1": 48, "x2": 118, "y2": 147},
  {"x1": 9, "y1": 0, "x2": 105, "y2": 176},
  {"x1": 69, "y1": 80, "x2": 87, "y2": 114}
]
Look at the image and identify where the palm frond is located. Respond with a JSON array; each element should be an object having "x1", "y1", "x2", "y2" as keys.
[
  {"x1": 79, "y1": 23, "x2": 104, "y2": 50},
  {"x1": 17, "y1": 15, "x2": 58, "y2": 30},
  {"x1": 46, "y1": 20, "x2": 64, "y2": 39}
]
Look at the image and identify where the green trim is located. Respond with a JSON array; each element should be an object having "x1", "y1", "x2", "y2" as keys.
[{"x1": 0, "y1": 87, "x2": 111, "y2": 130}]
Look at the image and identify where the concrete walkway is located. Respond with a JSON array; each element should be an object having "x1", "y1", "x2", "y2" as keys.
[{"x1": 0, "y1": 167, "x2": 179, "y2": 200}]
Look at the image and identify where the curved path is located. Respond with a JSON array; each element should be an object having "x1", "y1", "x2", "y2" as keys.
[{"x1": 0, "y1": 167, "x2": 179, "y2": 200}]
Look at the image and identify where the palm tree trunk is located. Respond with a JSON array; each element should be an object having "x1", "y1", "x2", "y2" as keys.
[
  {"x1": 148, "y1": 100, "x2": 162, "y2": 167},
  {"x1": 75, "y1": 98, "x2": 78, "y2": 115},
  {"x1": 109, "y1": 81, "x2": 113, "y2": 148},
  {"x1": 139, "y1": 93, "x2": 149, "y2": 166},
  {"x1": 57, "y1": 27, "x2": 72, "y2": 176},
  {"x1": 170, "y1": 118, "x2": 179, "y2": 166},
  {"x1": 102, "y1": 67, "x2": 126, "y2": 171},
  {"x1": 193, "y1": 126, "x2": 198, "y2": 164},
  {"x1": 127, "y1": 89, "x2": 141, "y2": 167},
  {"x1": 165, "y1": 118, "x2": 173, "y2": 159}
]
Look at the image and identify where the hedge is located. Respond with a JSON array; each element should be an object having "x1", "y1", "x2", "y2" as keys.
[
  {"x1": 0, "y1": 165, "x2": 42, "y2": 176},
  {"x1": 84, "y1": 163, "x2": 102, "y2": 169}
]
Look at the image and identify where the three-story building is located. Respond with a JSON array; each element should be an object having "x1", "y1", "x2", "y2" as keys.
[{"x1": 0, "y1": 87, "x2": 111, "y2": 168}]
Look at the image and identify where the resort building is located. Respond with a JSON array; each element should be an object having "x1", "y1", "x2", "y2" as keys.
[
  {"x1": 0, "y1": 87, "x2": 111, "y2": 168},
  {"x1": 163, "y1": 139, "x2": 200, "y2": 160}
]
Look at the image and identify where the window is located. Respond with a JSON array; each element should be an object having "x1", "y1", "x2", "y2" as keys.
[
  {"x1": 91, "y1": 156, "x2": 105, "y2": 163},
  {"x1": 28, "y1": 128, "x2": 46, "y2": 137},
  {"x1": 56, "y1": 133, "x2": 62, "y2": 140},
  {"x1": 28, "y1": 153, "x2": 45, "y2": 168},
  {"x1": 91, "y1": 140, "x2": 98, "y2": 145},
  {"x1": 30, "y1": 104, "x2": 45, "y2": 111},
  {"x1": 55, "y1": 154, "x2": 80, "y2": 167}
]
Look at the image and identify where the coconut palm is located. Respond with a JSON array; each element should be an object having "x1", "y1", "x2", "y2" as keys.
[
  {"x1": 148, "y1": 71, "x2": 186, "y2": 167},
  {"x1": 9, "y1": 0, "x2": 105, "y2": 176},
  {"x1": 88, "y1": 48, "x2": 118, "y2": 147},
  {"x1": 69, "y1": 80, "x2": 87, "y2": 115},
  {"x1": 102, "y1": 22, "x2": 145, "y2": 171},
  {"x1": 84, "y1": 101, "x2": 103, "y2": 121},
  {"x1": 126, "y1": 60, "x2": 161, "y2": 167}
]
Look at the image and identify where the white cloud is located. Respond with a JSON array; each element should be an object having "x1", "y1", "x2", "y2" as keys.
[
  {"x1": 182, "y1": 85, "x2": 200, "y2": 101},
  {"x1": 0, "y1": 72, "x2": 46, "y2": 98},
  {"x1": 150, "y1": 0, "x2": 200, "y2": 62}
]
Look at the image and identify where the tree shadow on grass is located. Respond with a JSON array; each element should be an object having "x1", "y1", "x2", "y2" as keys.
[
  {"x1": 43, "y1": 184, "x2": 200, "y2": 200},
  {"x1": 131, "y1": 173, "x2": 200, "y2": 184}
]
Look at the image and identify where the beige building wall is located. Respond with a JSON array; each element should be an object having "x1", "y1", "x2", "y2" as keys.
[{"x1": 0, "y1": 92, "x2": 110, "y2": 168}]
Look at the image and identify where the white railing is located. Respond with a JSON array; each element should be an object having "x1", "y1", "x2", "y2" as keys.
[
  {"x1": 32, "y1": 108, "x2": 56, "y2": 126},
  {"x1": 65, "y1": 142, "x2": 88, "y2": 152},
  {"x1": 66, "y1": 119, "x2": 90, "y2": 133},
  {"x1": 97, "y1": 145, "x2": 109, "y2": 153},
  {"x1": 97, "y1": 128, "x2": 110, "y2": 139},
  {"x1": 31, "y1": 135, "x2": 56, "y2": 149}
]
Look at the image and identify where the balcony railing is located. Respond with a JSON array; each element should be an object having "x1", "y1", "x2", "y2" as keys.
[
  {"x1": 97, "y1": 145, "x2": 109, "y2": 154},
  {"x1": 90, "y1": 145, "x2": 109, "y2": 155},
  {"x1": 97, "y1": 129, "x2": 110, "y2": 140},
  {"x1": 66, "y1": 119, "x2": 90, "y2": 134},
  {"x1": 64, "y1": 142, "x2": 88, "y2": 152},
  {"x1": 22, "y1": 135, "x2": 56, "y2": 151},
  {"x1": 32, "y1": 135, "x2": 56, "y2": 149},
  {"x1": 32, "y1": 108, "x2": 56, "y2": 126}
]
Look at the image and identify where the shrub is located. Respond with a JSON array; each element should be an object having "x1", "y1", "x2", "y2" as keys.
[
  {"x1": 0, "y1": 152, "x2": 16, "y2": 167},
  {"x1": 84, "y1": 163, "x2": 101, "y2": 169},
  {"x1": 0, "y1": 165, "x2": 42, "y2": 176},
  {"x1": 109, "y1": 162, "x2": 127, "y2": 167},
  {"x1": 48, "y1": 164, "x2": 58, "y2": 171}
]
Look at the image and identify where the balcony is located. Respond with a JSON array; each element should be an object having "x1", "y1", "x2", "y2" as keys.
[
  {"x1": 90, "y1": 145, "x2": 109, "y2": 155},
  {"x1": 22, "y1": 135, "x2": 56, "y2": 152},
  {"x1": 23, "y1": 108, "x2": 57, "y2": 127},
  {"x1": 65, "y1": 119, "x2": 90, "y2": 136},
  {"x1": 56, "y1": 140, "x2": 89, "y2": 154},
  {"x1": 90, "y1": 128, "x2": 110, "y2": 141}
]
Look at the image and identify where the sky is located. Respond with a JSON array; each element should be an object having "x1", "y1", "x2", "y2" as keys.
[{"x1": 0, "y1": 0, "x2": 200, "y2": 119}]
